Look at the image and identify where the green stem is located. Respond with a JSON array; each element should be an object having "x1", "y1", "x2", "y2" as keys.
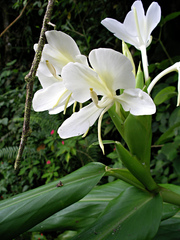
[
  {"x1": 159, "y1": 39, "x2": 173, "y2": 65},
  {"x1": 160, "y1": 187, "x2": 180, "y2": 207}
]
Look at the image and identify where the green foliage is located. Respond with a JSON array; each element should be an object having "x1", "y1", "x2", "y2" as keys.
[{"x1": 0, "y1": 162, "x2": 106, "y2": 239}]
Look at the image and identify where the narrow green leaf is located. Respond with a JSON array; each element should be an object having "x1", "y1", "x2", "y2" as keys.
[
  {"x1": 105, "y1": 168, "x2": 145, "y2": 190},
  {"x1": 0, "y1": 162, "x2": 106, "y2": 240},
  {"x1": 115, "y1": 141, "x2": 159, "y2": 192},
  {"x1": 155, "y1": 121, "x2": 180, "y2": 144},
  {"x1": 72, "y1": 187, "x2": 163, "y2": 240},
  {"x1": 162, "y1": 11, "x2": 180, "y2": 25},
  {"x1": 135, "y1": 63, "x2": 144, "y2": 89},
  {"x1": 154, "y1": 86, "x2": 176, "y2": 105}
]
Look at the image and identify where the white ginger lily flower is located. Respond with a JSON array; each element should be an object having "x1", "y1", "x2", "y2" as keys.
[
  {"x1": 32, "y1": 71, "x2": 74, "y2": 114},
  {"x1": 101, "y1": 0, "x2": 161, "y2": 81},
  {"x1": 35, "y1": 30, "x2": 87, "y2": 75},
  {"x1": 33, "y1": 30, "x2": 88, "y2": 114},
  {"x1": 58, "y1": 48, "x2": 156, "y2": 152}
]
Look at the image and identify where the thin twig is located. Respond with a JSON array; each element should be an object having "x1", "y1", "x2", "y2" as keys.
[
  {"x1": 0, "y1": 1, "x2": 29, "y2": 38},
  {"x1": 14, "y1": 0, "x2": 55, "y2": 170}
]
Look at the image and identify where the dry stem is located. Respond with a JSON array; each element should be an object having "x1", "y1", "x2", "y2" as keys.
[{"x1": 14, "y1": 0, "x2": 55, "y2": 169}]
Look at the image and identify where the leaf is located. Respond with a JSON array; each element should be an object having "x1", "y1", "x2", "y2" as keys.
[
  {"x1": 109, "y1": 105, "x2": 152, "y2": 168},
  {"x1": 162, "y1": 11, "x2": 180, "y2": 25},
  {"x1": 72, "y1": 187, "x2": 163, "y2": 240},
  {"x1": 135, "y1": 63, "x2": 144, "y2": 89},
  {"x1": 105, "y1": 168, "x2": 144, "y2": 190},
  {"x1": 115, "y1": 142, "x2": 158, "y2": 192},
  {"x1": 0, "y1": 162, "x2": 106, "y2": 240},
  {"x1": 155, "y1": 121, "x2": 180, "y2": 144},
  {"x1": 154, "y1": 86, "x2": 176, "y2": 105},
  {"x1": 153, "y1": 211, "x2": 180, "y2": 240},
  {"x1": 123, "y1": 114, "x2": 152, "y2": 168},
  {"x1": 30, "y1": 180, "x2": 131, "y2": 232}
]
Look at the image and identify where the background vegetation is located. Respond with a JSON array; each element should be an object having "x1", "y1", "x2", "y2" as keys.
[{"x1": 0, "y1": 0, "x2": 180, "y2": 239}]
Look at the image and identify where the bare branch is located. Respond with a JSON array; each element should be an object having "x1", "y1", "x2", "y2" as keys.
[
  {"x1": 0, "y1": 1, "x2": 29, "y2": 38},
  {"x1": 14, "y1": 0, "x2": 56, "y2": 170}
]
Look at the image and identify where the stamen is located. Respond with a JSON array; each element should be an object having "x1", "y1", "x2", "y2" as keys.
[
  {"x1": 73, "y1": 101, "x2": 77, "y2": 113},
  {"x1": 90, "y1": 88, "x2": 99, "y2": 107},
  {"x1": 98, "y1": 103, "x2": 114, "y2": 154},
  {"x1": 63, "y1": 93, "x2": 72, "y2": 114},
  {"x1": 82, "y1": 128, "x2": 89, "y2": 138},
  {"x1": 79, "y1": 103, "x2": 82, "y2": 110},
  {"x1": 46, "y1": 60, "x2": 62, "y2": 81},
  {"x1": 52, "y1": 89, "x2": 68, "y2": 109}
]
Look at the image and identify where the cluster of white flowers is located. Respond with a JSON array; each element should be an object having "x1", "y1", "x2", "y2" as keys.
[{"x1": 33, "y1": 0, "x2": 163, "y2": 152}]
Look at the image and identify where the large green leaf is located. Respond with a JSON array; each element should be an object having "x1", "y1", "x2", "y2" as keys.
[
  {"x1": 30, "y1": 181, "x2": 179, "y2": 235},
  {"x1": 72, "y1": 186, "x2": 163, "y2": 240},
  {"x1": 0, "y1": 162, "x2": 106, "y2": 240},
  {"x1": 30, "y1": 180, "x2": 131, "y2": 232}
]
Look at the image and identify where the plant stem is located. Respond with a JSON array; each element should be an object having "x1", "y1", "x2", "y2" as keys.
[
  {"x1": 147, "y1": 62, "x2": 180, "y2": 94},
  {"x1": 14, "y1": 0, "x2": 55, "y2": 170},
  {"x1": 140, "y1": 45, "x2": 150, "y2": 82},
  {"x1": 160, "y1": 187, "x2": 180, "y2": 206}
]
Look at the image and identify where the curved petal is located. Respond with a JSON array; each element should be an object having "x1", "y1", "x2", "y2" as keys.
[
  {"x1": 37, "y1": 60, "x2": 53, "y2": 77},
  {"x1": 42, "y1": 44, "x2": 70, "y2": 74},
  {"x1": 101, "y1": 18, "x2": 138, "y2": 47},
  {"x1": 37, "y1": 71, "x2": 61, "y2": 89},
  {"x1": 39, "y1": 31, "x2": 88, "y2": 74},
  {"x1": 58, "y1": 102, "x2": 103, "y2": 138},
  {"x1": 146, "y1": 2, "x2": 161, "y2": 37},
  {"x1": 32, "y1": 82, "x2": 70, "y2": 113},
  {"x1": 49, "y1": 99, "x2": 74, "y2": 114},
  {"x1": 117, "y1": 88, "x2": 156, "y2": 115},
  {"x1": 89, "y1": 48, "x2": 136, "y2": 92},
  {"x1": 62, "y1": 62, "x2": 105, "y2": 103},
  {"x1": 46, "y1": 30, "x2": 81, "y2": 59}
]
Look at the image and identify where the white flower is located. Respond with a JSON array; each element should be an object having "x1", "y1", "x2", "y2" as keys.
[
  {"x1": 101, "y1": 1, "x2": 161, "y2": 81},
  {"x1": 33, "y1": 30, "x2": 88, "y2": 114},
  {"x1": 35, "y1": 30, "x2": 87, "y2": 75},
  {"x1": 58, "y1": 48, "x2": 156, "y2": 152},
  {"x1": 32, "y1": 71, "x2": 74, "y2": 114}
]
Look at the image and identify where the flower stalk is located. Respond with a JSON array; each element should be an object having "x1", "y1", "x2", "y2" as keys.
[{"x1": 148, "y1": 62, "x2": 180, "y2": 106}]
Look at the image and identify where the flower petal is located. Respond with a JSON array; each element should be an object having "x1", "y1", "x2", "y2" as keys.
[
  {"x1": 89, "y1": 48, "x2": 136, "y2": 91},
  {"x1": 58, "y1": 102, "x2": 103, "y2": 138},
  {"x1": 33, "y1": 82, "x2": 71, "y2": 113},
  {"x1": 46, "y1": 30, "x2": 81, "y2": 59},
  {"x1": 146, "y1": 2, "x2": 161, "y2": 37},
  {"x1": 101, "y1": 18, "x2": 138, "y2": 47},
  {"x1": 37, "y1": 71, "x2": 61, "y2": 89},
  {"x1": 117, "y1": 88, "x2": 156, "y2": 115},
  {"x1": 62, "y1": 62, "x2": 105, "y2": 103},
  {"x1": 39, "y1": 31, "x2": 88, "y2": 74}
]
